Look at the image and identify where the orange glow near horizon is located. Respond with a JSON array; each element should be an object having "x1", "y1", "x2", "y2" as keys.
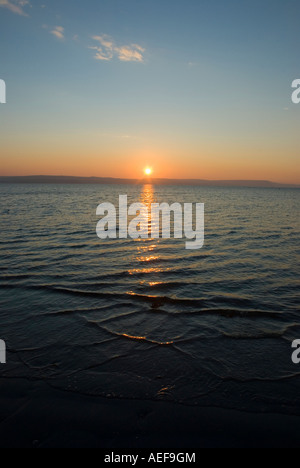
[{"x1": 0, "y1": 140, "x2": 299, "y2": 184}]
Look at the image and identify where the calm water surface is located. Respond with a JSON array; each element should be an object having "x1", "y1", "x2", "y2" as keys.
[{"x1": 0, "y1": 184, "x2": 299, "y2": 414}]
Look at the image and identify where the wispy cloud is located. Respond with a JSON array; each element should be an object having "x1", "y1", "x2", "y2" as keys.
[
  {"x1": 50, "y1": 26, "x2": 65, "y2": 40},
  {"x1": 90, "y1": 34, "x2": 145, "y2": 63},
  {"x1": 0, "y1": 0, "x2": 31, "y2": 16},
  {"x1": 117, "y1": 44, "x2": 145, "y2": 62}
]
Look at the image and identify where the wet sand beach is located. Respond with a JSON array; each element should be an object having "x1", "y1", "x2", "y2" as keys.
[{"x1": 1, "y1": 378, "x2": 300, "y2": 448}]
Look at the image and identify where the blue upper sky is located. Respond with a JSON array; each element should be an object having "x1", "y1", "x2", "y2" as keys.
[{"x1": 0, "y1": 0, "x2": 299, "y2": 182}]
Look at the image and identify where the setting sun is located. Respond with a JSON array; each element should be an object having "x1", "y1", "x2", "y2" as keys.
[{"x1": 144, "y1": 167, "x2": 152, "y2": 176}]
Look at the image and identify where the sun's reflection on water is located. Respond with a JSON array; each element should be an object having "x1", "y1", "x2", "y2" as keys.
[
  {"x1": 127, "y1": 184, "x2": 166, "y2": 277},
  {"x1": 124, "y1": 185, "x2": 177, "y2": 348}
]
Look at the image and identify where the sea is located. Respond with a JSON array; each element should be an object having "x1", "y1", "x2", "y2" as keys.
[{"x1": 0, "y1": 183, "x2": 299, "y2": 415}]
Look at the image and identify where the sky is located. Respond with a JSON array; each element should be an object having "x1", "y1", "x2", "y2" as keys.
[{"x1": 0, "y1": 0, "x2": 299, "y2": 183}]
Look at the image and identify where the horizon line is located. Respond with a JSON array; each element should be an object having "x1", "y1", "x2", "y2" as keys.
[{"x1": 0, "y1": 175, "x2": 299, "y2": 188}]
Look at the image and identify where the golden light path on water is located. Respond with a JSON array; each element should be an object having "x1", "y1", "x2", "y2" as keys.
[
  {"x1": 125, "y1": 184, "x2": 175, "y2": 349},
  {"x1": 128, "y1": 183, "x2": 164, "y2": 276}
]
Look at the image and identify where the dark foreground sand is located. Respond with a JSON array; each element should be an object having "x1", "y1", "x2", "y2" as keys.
[{"x1": 0, "y1": 378, "x2": 300, "y2": 448}]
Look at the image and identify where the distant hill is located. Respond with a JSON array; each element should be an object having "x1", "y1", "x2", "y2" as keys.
[{"x1": 0, "y1": 175, "x2": 299, "y2": 188}]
